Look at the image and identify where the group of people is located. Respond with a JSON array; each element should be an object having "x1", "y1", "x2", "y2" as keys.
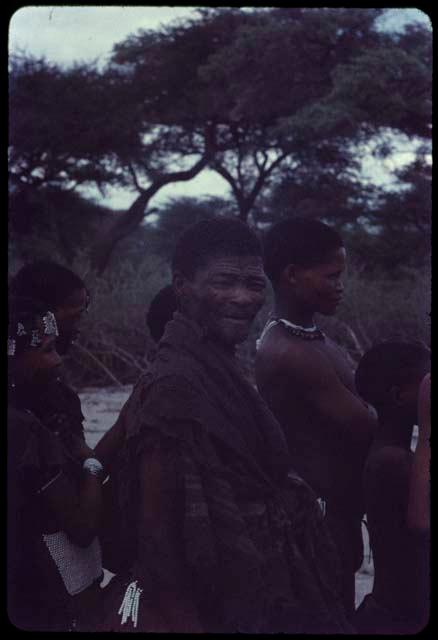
[{"x1": 8, "y1": 216, "x2": 430, "y2": 633}]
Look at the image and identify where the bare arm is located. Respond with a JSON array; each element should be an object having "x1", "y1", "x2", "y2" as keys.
[
  {"x1": 41, "y1": 461, "x2": 103, "y2": 547},
  {"x1": 94, "y1": 410, "x2": 126, "y2": 472},
  {"x1": 407, "y1": 373, "x2": 431, "y2": 533},
  {"x1": 279, "y1": 343, "x2": 377, "y2": 451},
  {"x1": 136, "y1": 446, "x2": 203, "y2": 633}
]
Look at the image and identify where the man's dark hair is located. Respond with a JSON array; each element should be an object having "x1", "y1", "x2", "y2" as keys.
[
  {"x1": 9, "y1": 261, "x2": 86, "y2": 310},
  {"x1": 146, "y1": 285, "x2": 177, "y2": 343},
  {"x1": 355, "y1": 341, "x2": 430, "y2": 411},
  {"x1": 263, "y1": 217, "x2": 344, "y2": 288},
  {"x1": 172, "y1": 217, "x2": 262, "y2": 279}
]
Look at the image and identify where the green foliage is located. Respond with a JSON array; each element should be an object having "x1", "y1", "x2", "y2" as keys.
[
  {"x1": 64, "y1": 250, "x2": 170, "y2": 387},
  {"x1": 9, "y1": 8, "x2": 431, "y2": 252},
  {"x1": 8, "y1": 9, "x2": 431, "y2": 385},
  {"x1": 9, "y1": 186, "x2": 115, "y2": 262},
  {"x1": 146, "y1": 196, "x2": 237, "y2": 261},
  {"x1": 328, "y1": 261, "x2": 431, "y2": 357}
]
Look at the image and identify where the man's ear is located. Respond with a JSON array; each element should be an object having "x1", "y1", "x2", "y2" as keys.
[
  {"x1": 173, "y1": 271, "x2": 193, "y2": 310},
  {"x1": 173, "y1": 271, "x2": 186, "y2": 297},
  {"x1": 282, "y1": 264, "x2": 299, "y2": 286}
]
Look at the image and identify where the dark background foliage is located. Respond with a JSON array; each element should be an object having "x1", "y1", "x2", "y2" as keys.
[{"x1": 9, "y1": 8, "x2": 431, "y2": 387}]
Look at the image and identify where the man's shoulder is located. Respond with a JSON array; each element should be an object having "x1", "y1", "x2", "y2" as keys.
[
  {"x1": 8, "y1": 405, "x2": 38, "y2": 432},
  {"x1": 130, "y1": 369, "x2": 201, "y2": 416}
]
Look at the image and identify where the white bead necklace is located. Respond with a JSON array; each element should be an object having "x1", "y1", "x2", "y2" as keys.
[{"x1": 257, "y1": 317, "x2": 325, "y2": 349}]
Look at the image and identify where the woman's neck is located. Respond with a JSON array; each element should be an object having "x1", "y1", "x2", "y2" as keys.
[{"x1": 274, "y1": 298, "x2": 315, "y2": 329}]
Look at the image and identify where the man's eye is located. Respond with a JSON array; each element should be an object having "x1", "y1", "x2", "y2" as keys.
[{"x1": 248, "y1": 281, "x2": 266, "y2": 292}]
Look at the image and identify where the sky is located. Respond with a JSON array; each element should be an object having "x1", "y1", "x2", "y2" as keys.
[{"x1": 9, "y1": 6, "x2": 431, "y2": 211}]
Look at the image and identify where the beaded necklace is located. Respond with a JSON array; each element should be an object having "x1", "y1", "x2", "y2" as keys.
[{"x1": 257, "y1": 317, "x2": 325, "y2": 350}]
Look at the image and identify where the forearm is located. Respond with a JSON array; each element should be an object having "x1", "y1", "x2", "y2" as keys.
[
  {"x1": 407, "y1": 445, "x2": 430, "y2": 532},
  {"x1": 43, "y1": 465, "x2": 103, "y2": 547},
  {"x1": 74, "y1": 472, "x2": 103, "y2": 543},
  {"x1": 94, "y1": 414, "x2": 125, "y2": 471},
  {"x1": 137, "y1": 445, "x2": 203, "y2": 632}
]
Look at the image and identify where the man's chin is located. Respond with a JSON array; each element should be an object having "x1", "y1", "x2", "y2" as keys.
[
  {"x1": 56, "y1": 337, "x2": 73, "y2": 355},
  {"x1": 31, "y1": 368, "x2": 62, "y2": 388},
  {"x1": 217, "y1": 327, "x2": 251, "y2": 348}
]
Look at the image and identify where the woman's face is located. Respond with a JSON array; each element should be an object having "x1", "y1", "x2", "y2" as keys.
[
  {"x1": 291, "y1": 247, "x2": 347, "y2": 316},
  {"x1": 55, "y1": 288, "x2": 89, "y2": 354},
  {"x1": 12, "y1": 332, "x2": 62, "y2": 387}
]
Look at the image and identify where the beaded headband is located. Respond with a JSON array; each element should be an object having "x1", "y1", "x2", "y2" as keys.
[{"x1": 7, "y1": 311, "x2": 59, "y2": 357}]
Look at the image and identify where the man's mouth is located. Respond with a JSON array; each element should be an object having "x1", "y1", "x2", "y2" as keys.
[{"x1": 223, "y1": 315, "x2": 252, "y2": 323}]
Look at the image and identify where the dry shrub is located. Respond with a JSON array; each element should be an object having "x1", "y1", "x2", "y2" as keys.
[{"x1": 64, "y1": 250, "x2": 171, "y2": 388}]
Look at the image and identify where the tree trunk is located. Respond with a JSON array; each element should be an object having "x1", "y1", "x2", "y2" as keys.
[
  {"x1": 89, "y1": 190, "x2": 154, "y2": 275},
  {"x1": 89, "y1": 140, "x2": 216, "y2": 274}
]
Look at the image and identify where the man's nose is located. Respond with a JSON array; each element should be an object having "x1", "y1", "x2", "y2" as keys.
[
  {"x1": 53, "y1": 352, "x2": 63, "y2": 367},
  {"x1": 231, "y1": 285, "x2": 262, "y2": 306}
]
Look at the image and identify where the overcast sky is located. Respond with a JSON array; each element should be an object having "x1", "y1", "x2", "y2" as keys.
[{"x1": 9, "y1": 6, "x2": 431, "y2": 210}]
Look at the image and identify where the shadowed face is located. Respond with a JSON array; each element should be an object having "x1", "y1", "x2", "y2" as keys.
[
  {"x1": 393, "y1": 354, "x2": 431, "y2": 424},
  {"x1": 11, "y1": 329, "x2": 62, "y2": 388},
  {"x1": 175, "y1": 254, "x2": 267, "y2": 348},
  {"x1": 291, "y1": 247, "x2": 347, "y2": 316},
  {"x1": 55, "y1": 287, "x2": 89, "y2": 354}
]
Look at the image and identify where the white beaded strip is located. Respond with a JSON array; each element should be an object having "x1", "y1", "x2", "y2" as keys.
[{"x1": 118, "y1": 581, "x2": 143, "y2": 628}]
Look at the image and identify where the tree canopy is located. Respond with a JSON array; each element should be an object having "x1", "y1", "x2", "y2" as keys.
[{"x1": 9, "y1": 8, "x2": 431, "y2": 272}]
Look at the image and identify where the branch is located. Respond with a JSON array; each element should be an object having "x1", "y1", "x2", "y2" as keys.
[
  {"x1": 101, "y1": 343, "x2": 148, "y2": 375},
  {"x1": 89, "y1": 123, "x2": 218, "y2": 274},
  {"x1": 254, "y1": 150, "x2": 268, "y2": 173},
  {"x1": 265, "y1": 150, "x2": 290, "y2": 177},
  {"x1": 213, "y1": 160, "x2": 245, "y2": 209},
  {"x1": 127, "y1": 161, "x2": 146, "y2": 193},
  {"x1": 73, "y1": 342, "x2": 123, "y2": 387}
]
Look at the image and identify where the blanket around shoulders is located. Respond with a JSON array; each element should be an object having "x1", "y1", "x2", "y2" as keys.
[{"x1": 113, "y1": 312, "x2": 352, "y2": 633}]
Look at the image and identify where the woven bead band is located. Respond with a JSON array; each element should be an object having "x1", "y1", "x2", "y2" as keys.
[{"x1": 82, "y1": 458, "x2": 104, "y2": 477}]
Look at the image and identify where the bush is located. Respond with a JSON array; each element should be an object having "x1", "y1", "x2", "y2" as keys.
[{"x1": 62, "y1": 249, "x2": 172, "y2": 388}]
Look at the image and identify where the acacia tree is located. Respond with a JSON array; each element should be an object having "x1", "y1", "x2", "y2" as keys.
[
  {"x1": 9, "y1": 53, "x2": 220, "y2": 273},
  {"x1": 9, "y1": 8, "x2": 431, "y2": 272},
  {"x1": 87, "y1": 7, "x2": 432, "y2": 235}
]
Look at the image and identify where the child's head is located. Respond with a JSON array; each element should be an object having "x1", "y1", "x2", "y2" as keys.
[
  {"x1": 355, "y1": 341, "x2": 430, "y2": 422},
  {"x1": 146, "y1": 285, "x2": 177, "y2": 344}
]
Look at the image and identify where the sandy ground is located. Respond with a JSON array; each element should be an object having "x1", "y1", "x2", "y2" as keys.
[{"x1": 81, "y1": 385, "x2": 419, "y2": 609}]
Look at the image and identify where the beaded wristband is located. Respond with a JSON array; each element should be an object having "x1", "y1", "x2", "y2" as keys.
[{"x1": 82, "y1": 457, "x2": 104, "y2": 477}]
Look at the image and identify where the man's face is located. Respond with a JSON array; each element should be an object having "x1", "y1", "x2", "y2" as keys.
[
  {"x1": 55, "y1": 287, "x2": 89, "y2": 354},
  {"x1": 292, "y1": 247, "x2": 347, "y2": 316},
  {"x1": 176, "y1": 254, "x2": 267, "y2": 348}
]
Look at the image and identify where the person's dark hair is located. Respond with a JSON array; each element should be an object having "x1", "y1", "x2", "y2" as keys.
[
  {"x1": 8, "y1": 296, "x2": 52, "y2": 357},
  {"x1": 263, "y1": 217, "x2": 344, "y2": 288},
  {"x1": 146, "y1": 285, "x2": 177, "y2": 343},
  {"x1": 9, "y1": 295, "x2": 48, "y2": 322},
  {"x1": 355, "y1": 341, "x2": 430, "y2": 411},
  {"x1": 172, "y1": 217, "x2": 262, "y2": 279},
  {"x1": 9, "y1": 261, "x2": 86, "y2": 310}
]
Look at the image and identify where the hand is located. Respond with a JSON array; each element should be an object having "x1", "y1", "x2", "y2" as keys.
[{"x1": 71, "y1": 435, "x2": 95, "y2": 462}]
